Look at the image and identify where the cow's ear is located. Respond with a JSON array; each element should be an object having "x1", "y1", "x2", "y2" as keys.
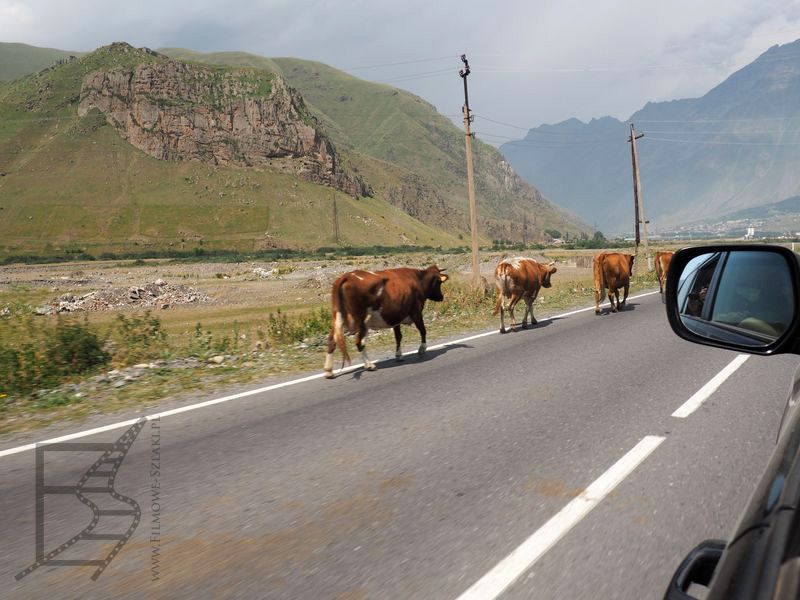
[
  {"x1": 439, "y1": 274, "x2": 449, "y2": 283},
  {"x1": 549, "y1": 267, "x2": 558, "y2": 274}
]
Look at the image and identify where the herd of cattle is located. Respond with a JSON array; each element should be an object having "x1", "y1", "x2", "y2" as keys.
[{"x1": 322, "y1": 250, "x2": 675, "y2": 378}]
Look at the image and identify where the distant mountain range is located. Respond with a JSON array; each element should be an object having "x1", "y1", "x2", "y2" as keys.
[
  {"x1": 0, "y1": 42, "x2": 584, "y2": 257},
  {"x1": 500, "y1": 39, "x2": 800, "y2": 235}
]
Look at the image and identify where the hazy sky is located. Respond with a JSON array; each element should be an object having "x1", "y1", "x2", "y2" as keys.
[{"x1": 3, "y1": 0, "x2": 800, "y2": 144}]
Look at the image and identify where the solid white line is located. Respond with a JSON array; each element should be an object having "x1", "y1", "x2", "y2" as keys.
[
  {"x1": 0, "y1": 290, "x2": 660, "y2": 459},
  {"x1": 454, "y1": 435, "x2": 666, "y2": 600},
  {"x1": 671, "y1": 354, "x2": 750, "y2": 418}
]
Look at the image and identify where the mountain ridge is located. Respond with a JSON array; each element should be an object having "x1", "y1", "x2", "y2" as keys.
[
  {"x1": 501, "y1": 38, "x2": 800, "y2": 235},
  {"x1": 0, "y1": 42, "x2": 586, "y2": 256}
]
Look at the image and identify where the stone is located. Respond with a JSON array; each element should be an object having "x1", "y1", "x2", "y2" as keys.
[{"x1": 208, "y1": 355, "x2": 225, "y2": 364}]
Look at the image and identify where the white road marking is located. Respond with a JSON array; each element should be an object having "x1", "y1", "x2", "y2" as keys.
[
  {"x1": 671, "y1": 354, "x2": 749, "y2": 418},
  {"x1": 0, "y1": 291, "x2": 660, "y2": 459},
  {"x1": 455, "y1": 435, "x2": 666, "y2": 600}
]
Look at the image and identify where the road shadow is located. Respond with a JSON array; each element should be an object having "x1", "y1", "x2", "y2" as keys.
[
  {"x1": 498, "y1": 316, "x2": 563, "y2": 334},
  {"x1": 597, "y1": 302, "x2": 640, "y2": 315},
  {"x1": 345, "y1": 343, "x2": 473, "y2": 380}
]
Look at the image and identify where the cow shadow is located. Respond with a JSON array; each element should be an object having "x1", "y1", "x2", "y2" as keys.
[
  {"x1": 346, "y1": 342, "x2": 472, "y2": 380},
  {"x1": 597, "y1": 302, "x2": 639, "y2": 315},
  {"x1": 501, "y1": 316, "x2": 563, "y2": 333}
]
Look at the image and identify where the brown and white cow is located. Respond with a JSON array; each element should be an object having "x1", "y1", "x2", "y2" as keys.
[
  {"x1": 654, "y1": 251, "x2": 674, "y2": 297},
  {"x1": 593, "y1": 252, "x2": 635, "y2": 314},
  {"x1": 324, "y1": 265, "x2": 449, "y2": 378},
  {"x1": 493, "y1": 257, "x2": 557, "y2": 333}
]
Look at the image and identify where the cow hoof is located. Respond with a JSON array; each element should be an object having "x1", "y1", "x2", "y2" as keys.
[
  {"x1": 418, "y1": 344, "x2": 427, "y2": 355},
  {"x1": 324, "y1": 370, "x2": 335, "y2": 379},
  {"x1": 365, "y1": 362, "x2": 377, "y2": 371},
  {"x1": 520, "y1": 323, "x2": 528, "y2": 330},
  {"x1": 595, "y1": 310, "x2": 601, "y2": 315},
  {"x1": 499, "y1": 328, "x2": 507, "y2": 334},
  {"x1": 395, "y1": 354, "x2": 405, "y2": 362}
]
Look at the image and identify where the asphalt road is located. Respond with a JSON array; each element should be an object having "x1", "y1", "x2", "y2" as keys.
[{"x1": 1, "y1": 291, "x2": 798, "y2": 599}]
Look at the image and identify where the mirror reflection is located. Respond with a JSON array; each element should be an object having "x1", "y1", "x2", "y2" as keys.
[{"x1": 677, "y1": 250, "x2": 795, "y2": 347}]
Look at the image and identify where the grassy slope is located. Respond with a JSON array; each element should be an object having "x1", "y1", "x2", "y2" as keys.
[
  {"x1": 0, "y1": 45, "x2": 458, "y2": 256},
  {"x1": 160, "y1": 49, "x2": 585, "y2": 241},
  {"x1": 0, "y1": 42, "x2": 83, "y2": 80}
]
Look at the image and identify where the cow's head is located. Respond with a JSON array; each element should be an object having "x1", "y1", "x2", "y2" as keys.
[
  {"x1": 422, "y1": 265, "x2": 448, "y2": 302},
  {"x1": 542, "y1": 261, "x2": 557, "y2": 288},
  {"x1": 627, "y1": 254, "x2": 636, "y2": 273}
]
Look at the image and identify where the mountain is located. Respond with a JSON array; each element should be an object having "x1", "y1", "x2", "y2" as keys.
[
  {"x1": 0, "y1": 43, "x2": 585, "y2": 258},
  {"x1": 500, "y1": 39, "x2": 800, "y2": 235},
  {"x1": 0, "y1": 42, "x2": 83, "y2": 81},
  {"x1": 159, "y1": 49, "x2": 584, "y2": 243}
]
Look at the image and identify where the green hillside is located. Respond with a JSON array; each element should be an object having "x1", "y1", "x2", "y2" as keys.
[
  {"x1": 0, "y1": 44, "x2": 459, "y2": 256},
  {"x1": 0, "y1": 42, "x2": 83, "y2": 81},
  {"x1": 161, "y1": 49, "x2": 584, "y2": 241},
  {"x1": 0, "y1": 43, "x2": 584, "y2": 257}
]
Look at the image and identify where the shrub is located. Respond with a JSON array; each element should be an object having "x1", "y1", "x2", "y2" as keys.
[
  {"x1": 265, "y1": 307, "x2": 331, "y2": 345},
  {"x1": 0, "y1": 313, "x2": 109, "y2": 397},
  {"x1": 109, "y1": 312, "x2": 167, "y2": 366}
]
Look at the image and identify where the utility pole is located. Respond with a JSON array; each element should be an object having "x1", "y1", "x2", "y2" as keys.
[
  {"x1": 332, "y1": 194, "x2": 340, "y2": 245},
  {"x1": 628, "y1": 122, "x2": 652, "y2": 272},
  {"x1": 460, "y1": 54, "x2": 481, "y2": 288}
]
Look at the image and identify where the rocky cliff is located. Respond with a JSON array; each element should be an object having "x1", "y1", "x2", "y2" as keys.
[{"x1": 78, "y1": 59, "x2": 370, "y2": 197}]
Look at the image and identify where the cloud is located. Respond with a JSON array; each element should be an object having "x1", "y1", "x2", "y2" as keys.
[{"x1": 2, "y1": 0, "x2": 800, "y2": 142}]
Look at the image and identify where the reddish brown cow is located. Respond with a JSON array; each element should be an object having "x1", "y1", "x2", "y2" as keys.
[
  {"x1": 654, "y1": 251, "x2": 674, "y2": 297},
  {"x1": 593, "y1": 252, "x2": 635, "y2": 314},
  {"x1": 493, "y1": 257, "x2": 557, "y2": 333},
  {"x1": 324, "y1": 265, "x2": 449, "y2": 378}
]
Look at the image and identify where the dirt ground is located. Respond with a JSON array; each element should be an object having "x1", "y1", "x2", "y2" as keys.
[{"x1": 0, "y1": 250, "x2": 598, "y2": 325}]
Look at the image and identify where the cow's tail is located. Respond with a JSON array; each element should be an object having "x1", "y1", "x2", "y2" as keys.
[
  {"x1": 493, "y1": 263, "x2": 511, "y2": 315},
  {"x1": 593, "y1": 255, "x2": 607, "y2": 302},
  {"x1": 331, "y1": 277, "x2": 351, "y2": 366}
]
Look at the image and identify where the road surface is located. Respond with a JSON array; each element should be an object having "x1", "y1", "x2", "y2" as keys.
[{"x1": 1, "y1": 291, "x2": 796, "y2": 599}]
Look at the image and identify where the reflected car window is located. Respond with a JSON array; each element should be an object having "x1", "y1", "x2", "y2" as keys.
[
  {"x1": 678, "y1": 253, "x2": 721, "y2": 318},
  {"x1": 710, "y1": 251, "x2": 794, "y2": 337}
]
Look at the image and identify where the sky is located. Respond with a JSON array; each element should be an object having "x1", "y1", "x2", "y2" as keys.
[{"x1": 3, "y1": 0, "x2": 800, "y2": 145}]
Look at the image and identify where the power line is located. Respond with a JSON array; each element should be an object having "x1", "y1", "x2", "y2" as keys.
[
  {"x1": 646, "y1": 136, "x2": 800, "y2": 146},
  {"x1": 340, "y1": 55, "x2": 455, "y2": 71}
]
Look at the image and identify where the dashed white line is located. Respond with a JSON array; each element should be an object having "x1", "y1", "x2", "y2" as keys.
[
  {"x1": 671, "y1": 354, "x2": 750, "y2": 418},
  {"x1": 455, "y1": 435, "x2": 666, "y2": 600},
  {"x1": 0, "y1": 291, "x2": 660, "y2": 459}
]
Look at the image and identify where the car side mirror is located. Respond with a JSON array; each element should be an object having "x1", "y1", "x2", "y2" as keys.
[{"x1": 665, "y1": 245, "x2": 800, "y2": 355}]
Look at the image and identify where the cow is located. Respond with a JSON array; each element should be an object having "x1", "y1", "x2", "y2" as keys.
[
  {"x1": 654, "y1": 251, "x2": 674, "y2": 298},
  {"x1": 593, "y1": 252, "x2": 635, "y2": 314},
  {"x1": 493, "y1": 257, "x2": 557, "y2": 333},
  {"x1": 323, "y1": 265, "x2": 449, "y2": 378}
]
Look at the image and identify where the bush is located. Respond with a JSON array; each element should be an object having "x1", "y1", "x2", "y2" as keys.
[
  {"x1": 109, "y1": 312, "x2": 167, "y2": 366},
  {"x1": 0, "y1": 314, "x2": 109, "y2": 397},
  {"x1": 265, "y1": 307, "x2": 331, "y2": 345}
]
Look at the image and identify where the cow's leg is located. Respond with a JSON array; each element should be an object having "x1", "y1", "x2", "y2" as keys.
[
  {"x1": 508, "y1": 292, "x2": 522, "y2": 331},
  {"x1": 412, "y1": 312, "x2": 427, "y2": 355},
  {"x1": 622, "y1": 281, "x2": 630, "y2": 309},
  {"x1": 499, "y1": 294, "x2": 511, "y2": 333},
  {"x1": 393, "y1": 325, "x2": 404, "y2": 362},
  {"x1": 355, "y1": 323, "x2": 376, "y2": 371},
  {"x1": 594, "y1": 288, "x2": 602, "y2": 315},
  {"x1": 610, "y1": 288, "x2": 619, "y2": 312},
  {"x1": 519, "y1": 296, "x2": 532, "y2": 328},
  {"x1": 324, "y1": 329, "x2": 337, "y2": 378},
  {"x1": 525, "y1": 296, "x2": 537, "y2": 325}
]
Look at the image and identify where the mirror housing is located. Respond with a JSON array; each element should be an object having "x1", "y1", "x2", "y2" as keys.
[
  {"x1": 665, "y1": 245, "x2": 800, "y2": 356},
  {"x1": 664, "y1": 539, "x2": 726, "y2": 600}
]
